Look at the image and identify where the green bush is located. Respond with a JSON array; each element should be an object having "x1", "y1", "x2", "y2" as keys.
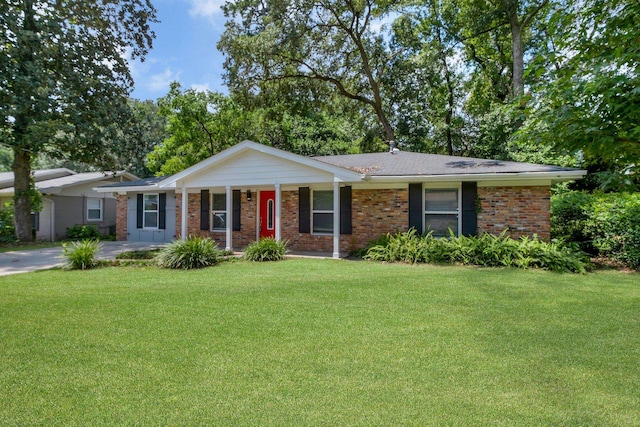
[
  {"x1": 364, "y1": 230, "x2": 590, "y2": 273},
  {"x1": 156, "y1": 236, "x2": 219, "y2": 269},
  {"x1": 66, "y1": 224, "x2": 101, "y2": 240},
  {"x1": 552, "y1": 191, "x2": 640, "y2": 270},
  {"x1": 62, "y1": 239, "x2": 102, "y2": 270},
  {"x1": 0, "y1": 203, "x2": 16, "y2": 243},
  {"x1": 244, "y1": 238, "x2": 288, "y2": 261}
]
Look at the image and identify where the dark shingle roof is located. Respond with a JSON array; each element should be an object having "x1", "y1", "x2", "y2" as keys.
[
  {"x1": 98, "y1": 176, "x2": 168, "y2": 189},
  {"x1": 314, "y1": 151, "x2": 577, "y2": 176}
]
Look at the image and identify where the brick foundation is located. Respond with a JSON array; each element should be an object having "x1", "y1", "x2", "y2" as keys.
[
  {"x1": 116, "y1": 194, "x2": 128, "y2": 241},
  {"x1": 477, "y1": 186, "x2": 550, "y2": 240}
]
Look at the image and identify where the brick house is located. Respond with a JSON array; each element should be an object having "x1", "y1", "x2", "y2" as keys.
[{"x1": 96, "y1": 140, "x2": 585, "y2": 257}]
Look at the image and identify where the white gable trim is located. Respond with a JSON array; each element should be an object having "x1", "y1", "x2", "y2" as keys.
[{"x1": 159, "y1": 140, "x2": 363, "y2": 188}]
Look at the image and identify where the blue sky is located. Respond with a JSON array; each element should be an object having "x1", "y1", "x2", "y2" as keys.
[{"x1": 129, "y1": 0, "x2": 228, "y2": 101}]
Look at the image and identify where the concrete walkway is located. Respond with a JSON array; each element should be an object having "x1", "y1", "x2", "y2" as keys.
[{"x1": 0, "y1": 241, "x2": 165, "y2": 276}]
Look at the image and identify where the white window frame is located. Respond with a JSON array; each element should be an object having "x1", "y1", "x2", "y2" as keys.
[
  {"x1": 211, "y1": 193, "x2": 227, "y2": 232},
  {"x1": 424, "y1": 183, "x2": 461, "y2": 237},
  {"x1": 143, "y1": 193, "x2": 159, "y2": 229},
  {"x1": 311, "y1": 189, "x2": 334, "y2": 235},
  {"x1": 86, "y1": 198, "x2": 103, "y2": 222}
]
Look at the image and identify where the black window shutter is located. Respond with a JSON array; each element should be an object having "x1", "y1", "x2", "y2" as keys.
[
  {"x1": 299, "y1": 187, "x2": 310, "y2": 233},
  {"x1": 340, "y1": 186, "x2": 352, "y2": 235},
  {"x1": 408, "y1": 183, "x2": 423, "y2": 234},
  {"x1": 136, "y1": 194, "x2": 143, "y2": 229},
  {"x1": 232, "y1": 189, "x2": 241, "y2": 231},
  {"x1": 200, "y1": 189, "x2": 210, "y2": 231},
  {"x1": 461, "y1": 182, "x2": 478, "y2": 236},
  {"x1": 159, "y1": 193, "x2": 167, "y2": 230}
]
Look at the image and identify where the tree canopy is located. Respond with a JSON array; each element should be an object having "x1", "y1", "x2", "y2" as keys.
[{"x1": 1, "y1": 0, "x2": 157, "y2": 240}]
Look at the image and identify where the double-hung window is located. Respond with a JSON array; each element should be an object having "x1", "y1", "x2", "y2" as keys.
[
  {"x1": 211, "y1": 193, "x2": 226, "y2": 231},
  {"x1": 87, "y1": 198, "x2": 103, "y2": 221},
  {"x1": 143, "y1": 194, "x2": 159, "y2": 229},
  {"x1": 425, "y1": 188, "x2": 459, "y2": 237},
  {"x1": 312, "y1": 190, "x2": 333, "y2": 234}
]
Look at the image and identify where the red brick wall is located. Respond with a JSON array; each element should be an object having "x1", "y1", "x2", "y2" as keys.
[
  {"x1": 280, "y1": 188, "x2": 409, "y2": 253},
  {"x1": 116, "y1": 194, "x2": 127, "y2": 241},
  {"x1": 348, "y1": 188, "x2": 409, "y2": 251},
  {"x1": 177, "y1": 191, "x2": 258, "y2": 249},
  {"x1": 173, "y1": 185, "x2": 551, "y2": 252},
  {"x1": 477, "y1": 186, "x2": 550, "y2": 240},
  {"x1": 281, "y1": 190, "x2": 333, "y2": 252}
]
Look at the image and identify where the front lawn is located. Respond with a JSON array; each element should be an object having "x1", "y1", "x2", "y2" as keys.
[{"x1": 1, "y1": 260, "x2": 638, "y2": 425}]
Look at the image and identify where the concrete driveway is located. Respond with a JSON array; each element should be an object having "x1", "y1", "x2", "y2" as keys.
[{"x1": 0, "y1": 241, "x2": 165, "y2": 276}]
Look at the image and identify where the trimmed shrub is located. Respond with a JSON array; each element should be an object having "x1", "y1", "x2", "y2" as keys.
[
  {"x1": 62, "y1": 239, "x2": 102, "y2": 270},
  {"x1": 66, "y1": 224, "x2": 101, "y2": 240},
  {"x1": 552, "y1": 191, "x2": 640, "y2": 270},
  {"x1": 364, "y1": 230, "x2": 590, "y2": 273},
  {"x1": 156, "y1": 236, "x2": 219, "y2": 269},
  {"x1": 244, "y1": 238, "x2": 288, "y2": 261}
]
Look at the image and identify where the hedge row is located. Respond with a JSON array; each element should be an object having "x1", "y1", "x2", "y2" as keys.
[
  {"x1": 363, "y1": 229, "x2": 590, "y2": 273},
  {"x1": 552, "y1": 191, "x2": 640, "y2": 270}
]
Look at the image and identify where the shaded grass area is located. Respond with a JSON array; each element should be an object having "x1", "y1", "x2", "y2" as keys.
[{"x1": 1, "y1": 260, "x2": 639, "y2": 425}]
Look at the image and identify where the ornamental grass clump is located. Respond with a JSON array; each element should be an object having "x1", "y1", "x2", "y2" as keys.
[
  {"x1": 243, "y1": 238, "x2": 288, "y2": 261},
  {"x1": 156, "y1": 236, "x2": 219, "y2": 269},
  {"x1": 62, "y1": 239, "x2": 102, "y2": 270}
]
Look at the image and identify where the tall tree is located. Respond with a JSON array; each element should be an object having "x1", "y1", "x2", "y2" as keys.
[
  {"x1": 147, "y1": 82, "x2": 363, "y2": 175},
  {"x1": 218, "y1": 0, "x2": 398, "y2": 145},
  {"x1": 0, "y1": 0, "x2": 156, "y2": 241},
  {"x1": 112, "y1": 99, "x2": 168, "y2": 177},
  {"x1": 517, "y1": 0, "x2": 640, "y2": 186},
  {"x1": 148, "y1": 83, "x2": 252, "y2": 175},
  {"x1": 454, "y1": 0, "x2": 550, "y2": 98}
]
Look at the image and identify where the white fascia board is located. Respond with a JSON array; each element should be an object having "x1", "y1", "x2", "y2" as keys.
[
  {"x1": 366, "y1": 170, "x2": 587, "y2": 184},
  {"x1": 159, "y1": 140, "x2": 363, "y2": 188}
]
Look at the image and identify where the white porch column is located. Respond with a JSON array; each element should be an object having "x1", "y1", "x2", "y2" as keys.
[
  {"x1": 275, "y1": 183, "x2": 281, "y2": 241},
  {"x1": 333, "y1": 181, "x2": 340, "y2": 259},
  {"x1": 181, "y1": 186, "x2": 187, "y2": 240},
  {"x1": 225, "y1": 185, "x2": 232, "y2": 251}
]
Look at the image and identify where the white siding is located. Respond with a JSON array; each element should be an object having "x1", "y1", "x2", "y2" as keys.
[
  {"x1": 35, "y1": 198, "x2": 54, "y2": 241},
  {"x1": 183, "y1": 151, "x2": 335, "y2": 188}
]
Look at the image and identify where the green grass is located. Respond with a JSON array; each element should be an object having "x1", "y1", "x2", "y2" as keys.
[{"x1": 1, "y1": 260, "x2": 638, "y2": 426}]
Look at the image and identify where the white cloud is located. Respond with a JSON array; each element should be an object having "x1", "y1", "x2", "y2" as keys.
[
  {"x1": 191, "y1": 83, "x2": 211, "y2": 92},
  {"x1": 187, "y1": 0, "x2": 225, "y2": 18},
  {"x1": 146, "y1": 68, "x2": 182, "y2": 93}
]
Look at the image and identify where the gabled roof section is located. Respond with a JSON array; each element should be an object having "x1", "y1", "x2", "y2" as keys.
[
  {"x1": 315, "y1": 151, "x2": 586, "y2": 182},
  {"x1": 0, "y1": 171, "x2": 139, "y2": 195},
  {"x1": 159, "y1": 140, "x2": 364, "y2": 188}
]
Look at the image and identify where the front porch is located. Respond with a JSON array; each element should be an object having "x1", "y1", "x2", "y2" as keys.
[{"x1": 175, "y1": 182, "x2": 346, "y2": 259}]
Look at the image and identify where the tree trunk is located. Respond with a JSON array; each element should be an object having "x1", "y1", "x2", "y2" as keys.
[
  {"x1": 504, "y1": 0, "x2": 524, "y2": 97},
  {"x1": 12, "y1": 146, "x2": 34, "y2": 242}
]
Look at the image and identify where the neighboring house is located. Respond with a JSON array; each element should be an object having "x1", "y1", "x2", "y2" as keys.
[
  {"x1": 0, "y1": 170, "x2": 138, "y2": 241},
  {"x1": 96, "y1": 140, "x2": 586, "y2": 257},
  {"x1": 0, "y1": 168, "x2": 76, "y2": 189}
]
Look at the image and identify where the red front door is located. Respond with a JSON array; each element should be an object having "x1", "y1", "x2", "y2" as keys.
[{"x1": 259, "y1": 191, "x2": 276, "y2": 239}]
